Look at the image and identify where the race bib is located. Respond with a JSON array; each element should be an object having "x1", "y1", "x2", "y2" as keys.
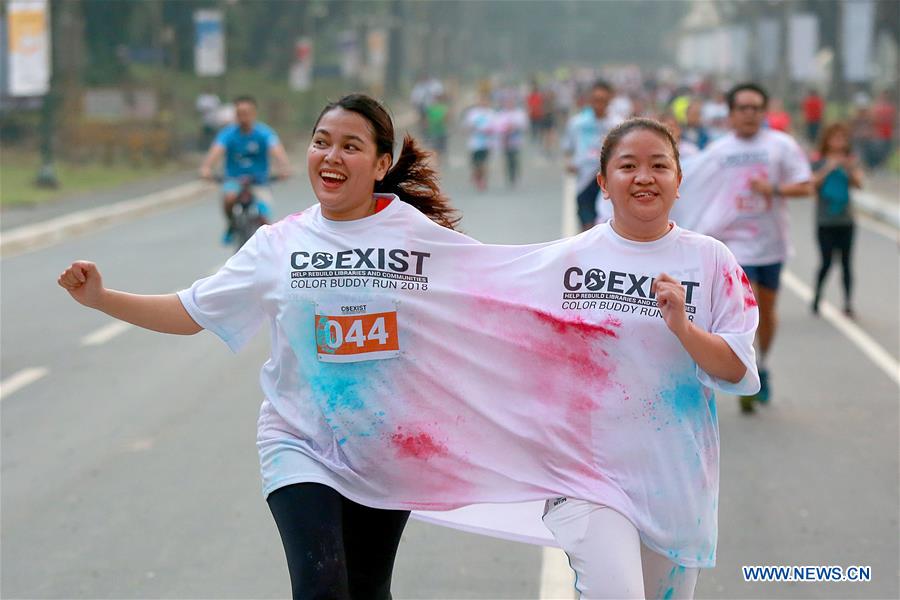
[
  {"x1": 314, "y1": 300, "x2": 401, "y2": 363},
  {"x1": 736, "y1": 190, "x2": 768, "y2": 213}
]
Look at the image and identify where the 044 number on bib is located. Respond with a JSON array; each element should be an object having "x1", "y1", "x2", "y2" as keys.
[{"x1": 314, "y1": 301, "x2": 400, "y2": 363}]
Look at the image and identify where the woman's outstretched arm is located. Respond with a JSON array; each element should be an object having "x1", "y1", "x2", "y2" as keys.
[{"x1": 58, "y1": 261, "x2": 202, "y2": 335}]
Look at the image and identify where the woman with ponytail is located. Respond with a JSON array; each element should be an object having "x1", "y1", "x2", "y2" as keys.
[{"x1": 58, "y1": 94, "x2": 470, "y2": 599}]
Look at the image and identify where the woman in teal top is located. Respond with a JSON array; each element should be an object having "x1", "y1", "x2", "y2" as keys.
[{"x1": 810, "y1": 122, "x2": 864, "y2": 316}]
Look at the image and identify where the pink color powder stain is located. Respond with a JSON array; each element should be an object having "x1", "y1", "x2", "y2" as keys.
[
  {"x1": 530, "y1": 309, "x2": 621, "y2": 339},
  {"x1": 722, "y1": 267, "x2": 734, "y2": 296},
  {"x1": 739, "y1": 271, "x2": 758, "y2": 308},
  {"x1": 390, "y1": 427, "x2": 448, "y2": 460}
]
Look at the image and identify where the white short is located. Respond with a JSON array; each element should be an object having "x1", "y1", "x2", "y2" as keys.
[{"x1": 542, "y1": 497, "x2": 699, "y2": 599}]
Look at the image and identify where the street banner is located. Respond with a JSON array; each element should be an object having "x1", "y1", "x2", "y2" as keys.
[
  {"x1": 338, "y1": 30, "x2": 360, "y2": 79},
  {"x1": 713, "y1": 27, "x2": 732, "y2": 75},
  {"x1": 790, "y1": 13, "x2": 819, "y2": 82},
  {"x1": 7, "y1": 0, "x2": 50, "y2": 97},
  {"x1": 843, "y1": 0, "x2": 876, "y2": 83},
  {"x1": 756, "y1": 18, "x2": 779, "y2": 77},
  {"x1": 677, "y1": 35, "x2": 695, "y2": 71},
  {"x1": 728, "y1": 25, "x2": 750, "y2": 78},
  {"x1": 365, "y1": 28, "x2": 387, "y2": 88},
  {"x1": 289, "y1": 37, "x2": 313, "y2": 92},
  {"x1": 194, "y1": 9, "x2": 225, "y2": 77}
]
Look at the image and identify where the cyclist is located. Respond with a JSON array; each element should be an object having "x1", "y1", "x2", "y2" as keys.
[{"x1": 199, "y1": 95, "x2": 292, "y2": 243}]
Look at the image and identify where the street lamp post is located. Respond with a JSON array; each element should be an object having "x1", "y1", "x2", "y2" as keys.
[
  {"x1": 35, "y1": 87, "x2": 58, "y2": 188},
  {"x1": 34, "y1": 0, "x2": 61, "y2": 188}
]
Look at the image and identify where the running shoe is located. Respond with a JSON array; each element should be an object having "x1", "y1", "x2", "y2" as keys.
[
  {"x1": 221, "y1": 227, "x2": 234, "y2": 245},
  {"x1": 739, "y1": 394, "x2": 756, "y2": 414},
  {"x1": 756, "y1": 369, "x2": 770, "y2": 404}
]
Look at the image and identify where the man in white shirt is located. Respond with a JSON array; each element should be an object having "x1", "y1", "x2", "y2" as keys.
[
  {"x1": 562, "y1": 80, "x2": 619, "y2": 231},
  {"x1": 710, "y1": 83, "x2": 812, "y2": 412}
]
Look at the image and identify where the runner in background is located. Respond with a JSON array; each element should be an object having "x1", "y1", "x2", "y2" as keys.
[
  {"x1": 493, "y1": 93, "x2": 529, "y2": 187},
  {"x1": 766, "y1": 98, "x2": 791, "y2": 133},
  {"x1": 562, "y1": 79, "x2": 619, "y2": 232},
  {"x1": 705, "y1": 82, "x2": 812, "y2": 413},
  {"x1": 801, "y1": 89, "x2": 825, "y2": 143},
  {"x1": 682, "y1": 99, "x2": 711, "y2": 151},
  {"x1": 870, "y1": 90, "x2": 897, "y2": 168},
  {"x1": 811, "y1": 122, "x2": 863, "y2": 317},
  {"x1": 526, "y1": 79, "x2": 546, "y2": 144},
  {"x1": 702, "y1": 90, "x2": 729, "y2": 139},
  {"x1": 463, "y1": 92, "x2": 496, "y2": 191},
  {"x1": 425, "y1": 92, "x2": 450, "y2": 166},
  {"x1": 660, "y1": 112, "x2": 699, "y2": 158},
  {"x1": 411, "y1": 73, "x2": 444, "y2": 138}
]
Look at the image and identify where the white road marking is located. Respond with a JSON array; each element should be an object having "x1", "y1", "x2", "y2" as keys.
[
  {"x1": 856, "y1": 211, "x2": 900, "y2": 242},
  {"x1": 540, "y1": 546, "x2": 577, "y2": 599},
  {"x1": 79, "y1": 268, "x2": 223, "y2": 347},
  {"x1": 81, "y1": 321, "x2": 132, "y2": 346},
  {"x1": 0, "y1": 180, "x2": 210, "y2": 257},
  {"x1": 782, "y1": 270, "x2": 900, "y2": 386},
  {"x1": 0, "y1": 367, "x2": 49, "y2": 401},
  {"x1": 562, "y1": 175, "x2": 578, "y2": 238}
]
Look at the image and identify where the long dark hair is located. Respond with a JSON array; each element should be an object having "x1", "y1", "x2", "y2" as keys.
[
  {"x1": 313, "y1": 94, "x2": 460, "y2": 230},
  {"x1": 726, "y1": 82, "x2": 769, "y2": 112},
  {"x1": 818, "y1": 122, "x2": 852, "y2": 156}
]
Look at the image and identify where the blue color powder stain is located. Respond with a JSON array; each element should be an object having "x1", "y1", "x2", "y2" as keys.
[
  {"x1": 315, "y1": 316, "x2": 338, "y2": 355},
  {"x1": 663, "y1": 588, "x2": 674, "y2": 600},
  {"x1": 285, "y1": 303, "x2": 397, "y2": 446},
  {"x1": 659, "y1": 372, "x2": 704, "y2": 423},
  {"x1": 308, "y1": 363, "x2": 375, "y2": 414}
]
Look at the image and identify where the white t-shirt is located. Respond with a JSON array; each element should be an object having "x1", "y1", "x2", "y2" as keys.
[
  {"x1": 178, "y1": 199, "x2": 758, "y2": 568},
  {"x1": 464, "y1": 106, "x2": 496, "y2": 152},
  {"x1": 691, "y1": 130, "x2": 811, "y2": 266},
  {"x1": 562, "y1": 109, "x2": 620, "y2": 191},
  {"x1": 492, "y1": 107, "x2": 529, "y2": 150}
]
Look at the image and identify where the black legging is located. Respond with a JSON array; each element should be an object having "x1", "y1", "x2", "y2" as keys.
[
  {"x1": 505, "y1": 149, "x2": 520, "y2": 185},
  {"x1": 814, "y1": 224, "x2": 854, "y2": 308},
  {"x1": 267, "y1": 483, "x2": 410, "y2": 600}
]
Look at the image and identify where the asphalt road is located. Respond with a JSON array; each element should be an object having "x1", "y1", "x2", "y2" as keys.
[{"x1": 2, "y1": 132, "x2": 898, "y2": 599}]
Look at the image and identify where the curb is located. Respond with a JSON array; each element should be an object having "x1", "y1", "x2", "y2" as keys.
[
  {"x1": 853, "y1": 191, "x2": 900, "y2": 229},
  {"x1": 0, "y1": 180, "x2": 212, "y2": 258}
]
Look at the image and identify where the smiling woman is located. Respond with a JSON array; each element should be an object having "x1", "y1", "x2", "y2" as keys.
[
  {"x1": 540, "y1": 118, "x2": 758, "y2": 599},
  {"x1": 56, "y1": 93, "x2": 465, "y2": 600},
  {"x1": 309, "y1": 94, "x2": 460, "y2": 229}
]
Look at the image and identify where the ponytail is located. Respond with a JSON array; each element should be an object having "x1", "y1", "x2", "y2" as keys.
[
  {"x1": 375, "y1": 134, "x2": 460, "y2": 230},
  {"x1": 314, "y1": 94, "x2": 460, "y2": 231}
]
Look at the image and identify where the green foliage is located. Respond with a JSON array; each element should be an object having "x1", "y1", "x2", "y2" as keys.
[
  {"x1": 0, "y1": 151, "x2": 178, "y2": 206},
  {"x1": 82, "y1": 0, "x2": 135, "y2": 85},
  {"x1": 127, "y1": 64, "x2": 353, "y2": 146}
]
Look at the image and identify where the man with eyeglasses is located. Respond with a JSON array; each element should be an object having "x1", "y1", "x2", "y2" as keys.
[{"x1": 703, "y1": 82, "x2": 813, "y2": 413}]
